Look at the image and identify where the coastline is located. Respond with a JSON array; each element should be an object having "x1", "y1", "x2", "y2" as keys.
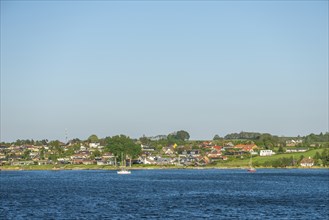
[{"x1": 1, "y1": 165, "x2": 328, "y2": 171}]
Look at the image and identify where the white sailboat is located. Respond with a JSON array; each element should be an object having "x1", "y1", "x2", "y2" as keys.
[
  {"x1": 248, "y1": 153, "x2": 256, "y2": 173},
  {"x1": 117, "y1": 153, "x2": 131, "y2": 175}
]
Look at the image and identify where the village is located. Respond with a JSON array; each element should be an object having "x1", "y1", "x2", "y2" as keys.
[{"x1": 1, "y1": 132, "x2": 327, "y2": 169}]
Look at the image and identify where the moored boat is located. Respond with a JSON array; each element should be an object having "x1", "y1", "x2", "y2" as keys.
[
  {"x1": 117, "y1": 153, "x2": 131, "y2": 175},
  {"x1": 247, "y1": 153, "x2": 256, "y2": 173},
  {"x1": 248, "y1": 167, "x2": 256, "y2": 172},
  {"x1": 117, "y1": 169, "x2": 131, "y2": 175}
]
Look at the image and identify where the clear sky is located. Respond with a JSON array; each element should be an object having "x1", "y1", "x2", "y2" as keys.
[{"x1": 1, "y1": 1, "x2": 328, "y2": 142}]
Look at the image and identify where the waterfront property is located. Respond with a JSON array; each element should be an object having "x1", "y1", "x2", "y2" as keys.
[{"x1": 300, "y1": 157, "x2": 314, "y2": 167}]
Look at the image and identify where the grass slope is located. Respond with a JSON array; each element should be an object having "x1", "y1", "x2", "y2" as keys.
[{"x1": 216, "y1": 148, "x2": 326, "y2": 168}]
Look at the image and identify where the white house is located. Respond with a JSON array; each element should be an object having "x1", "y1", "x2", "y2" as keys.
[
  {"x1": 286, "y1": 148, "x2": 307, "y2": 153},
  {"x1": 260, "y1": 150, "x2": 275, "y2": 156},
  {"x1": 89, "y1": 143, "x2": 100, "y2": 148},
  {"x1": 300, "y1": 157, "x2": 314, "y2": 167},
  {"x1": 143, "y1": 156, "x2": 156, "y2": 165}
]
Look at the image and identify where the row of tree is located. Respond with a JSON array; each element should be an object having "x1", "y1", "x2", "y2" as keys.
[
  {"x1": 213, "y1": 132, "x2": 329, "y2": 149},
  {"x1": 2, "y1": 131, "x2": 328, "y2": 149}
]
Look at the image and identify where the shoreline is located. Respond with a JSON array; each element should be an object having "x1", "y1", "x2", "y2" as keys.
[{"x1": 1, "y1": 165, "x2": 328, "y2": 171}]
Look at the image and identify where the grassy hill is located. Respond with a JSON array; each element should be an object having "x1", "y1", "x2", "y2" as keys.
[{"x1": 216, "y1": 148, "x2": 326, "y2": 168}]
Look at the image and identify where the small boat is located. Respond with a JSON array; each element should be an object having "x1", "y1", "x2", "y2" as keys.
[
  {"x1": 248, "y1": 167, "x2": 256, "y2": 173},
  {"x1": 248, "y1": 153, "x2": 256, "y2": 173},
  {"x1": 117, "y1": 169, "x2": 131, "y2": 175},
  {"x1": 117, "y1": 153, "x2": 131, "y2": 175}
]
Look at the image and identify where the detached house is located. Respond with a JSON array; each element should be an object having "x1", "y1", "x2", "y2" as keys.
[
  {"x1": 162, "y1": 146, "x2": 175, "y2": 155},
  {"x1": 300, "y1": 157, "x2": 314, "y2": 167},
  {"x1": 234, "y1": 144, "x2": 258, "y2": 152},
  {"x1": 260, "y1": 150, "x2": 275, "y2": 156}
]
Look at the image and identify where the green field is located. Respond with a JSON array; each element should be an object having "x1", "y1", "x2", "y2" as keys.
[{"x1": 216, "y1": 148, "x2": 326, "y2": 168}]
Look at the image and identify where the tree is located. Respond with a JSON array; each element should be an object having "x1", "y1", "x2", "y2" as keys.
[
  {"x1": 213, "y1": 135, "x2": 222, "y2": 140},
  {"x1": 70, "y1": 138, "x2": 81, "y2": 144},
  {"x1": 49, "y1": 140, "x2": 64, "y2": 157},
  {"x1": 299, "y1": 155, "x2": 305, "y2": 163},
  {"x1": 321, "y1": 149, "x2": 329, "y2": 167},
  {"x1": 278, "y1": 146, "x2": 284, "y2": 153},
  {"x1": 176, "y1": 130, "x2": 190, "y2": 141},
  {"x1": 167, "y1": 130, "x2": 190, "y2": 142},
  {"x1": 139, "y1": 135, "x2": 150, "y2": 145},
  {"x1": 40, "y1": 147, "x2": 45, "y2": 160},
  {"x1": 106, "y1": 135, "x2": 141, "y2": 159},
  {"x1": 314, "y1": 152, "x2": 321, "y2": 160},
  {"x1": 90, "y1": 150, "x2": 101, "y2": 160},
  {"x1": 88, "y1": 134, "x2": 99, "y2": 143},
  {"x1": 22, "y1": 149, "x2": 31, "y2": 160}
]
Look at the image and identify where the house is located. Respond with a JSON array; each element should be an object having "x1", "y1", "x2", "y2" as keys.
[
  {"x1": 102, "y1": 152, "x2": 114, "y2": 159},
  {"x1": 179, "y1": 155, "x2": 197, "y2": 166},
  {"x1": 201, "y1": 141, "x2": 213, "y2": 148},
  {"x1": 224, "y1": 142, "x2": 234, "y2": 148},
  {"x1": 234, "y1": 144, "x2": 258, "y2": 152},
  {"x1": 260, "y1": 150, "x2": 274, "y2": 156},
  {"x1": 29, "y1": 152, "x2": 39, "y2": 159},
  {"x1": 286, "y1": 148, "x2": 308, "y2": 153},
  {"x1": 37, "y1": 160, "x2": 53, "y2": 165},
  {"x1": 286, "y1": 139, "x2": 303, "y2": 147},
  {"x1": 212, "y1": 146, "x2": 222, "y2": 151},
  {"x1": 195, "y1": 156, "x2": 210, "y2": 166},
  {"x1": 57, "y1": 157, "x2": 71, "y2": 164},
  {"x1": 207, "y1": 148, "x2": 222, "y2": 160},
  {"x1": 155, "y1": 157, "x2": 174, "y2": 165},
  {"x1": 89, "y1": 143, "x2": 100, "y2": 148},
  {"x1": 0, "y1": 153, "x2": 6, "y2": 159},
  {"x1": 162, "y1": 146, "x2": 175, "y2": 155},
  {"x1": 300, "y1": 157, "x2": 314, "y2": 167},
  {"x1": 143, "y1": 157, "x2": 156, "y2": 165},
  {"x1": 82, "y1": 160, "x2": 96, "y2": 165},
  {"x1": 141, "y1": 144, "x2": 155, "y2": 152},
  {"x1": 71, "y1": 153, "x2": 89, "y2": 160},
  {"x1": 97, "y1": 160, "x2": 111, "y2": 165},
  {"x1": 72, "y1": 159, "x2": 84, "y2": 164},
  {"x1": 11, "y1": 160, "x2": 35, "y2": 166},
  {"x1": 190, "y1": 149, "x2": 200, "y2": 157}
]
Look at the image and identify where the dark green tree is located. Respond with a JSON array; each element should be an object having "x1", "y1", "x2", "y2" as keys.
[
  {"x1": 321, "y1": 149, "x2": 329, "y2": 166},
  {"x1": 139, "y1": 135, "x2": 150, "y2": 145},
  {"x1": 278, "y1": 146, "x2": 284, "y2": 153},
  {"x1": 88, "y1": 134, "x2": 99, "y2": 143},
  {"x1": 39, "y1": 147, "x2": 45, "y2": 160},
  {"x1": 213, "y1": 134, "x2": 222, "y2": 140},
  {"x1": 106, "y1": 135, "x2": 141, "y2": 159},
  {"x1": 175, "y1": 130, "x2": 190, "y2": 141},
  {"x1": 22, "y1": 149, "x2": 31, "y2": 160},
  {"x1": 299, "y1": 155, "x2": 305, "y2": 163},
  {"x1": 89, "y1": 150, "x2": 101, "y2": 160}
]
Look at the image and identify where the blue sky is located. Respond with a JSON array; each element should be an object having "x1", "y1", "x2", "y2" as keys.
[{"x1": 1, "y1": 1, "x2": 328, "y2": 142}]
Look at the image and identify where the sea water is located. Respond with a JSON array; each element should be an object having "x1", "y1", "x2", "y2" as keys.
[{"x1": 1, "y1": 169, "x2": 328, "y2": 219}]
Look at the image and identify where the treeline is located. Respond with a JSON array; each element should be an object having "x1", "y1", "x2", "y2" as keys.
[
  {"x1": 221, "y1": 132, "x2": 328, "y2": 142},
  {"x1": 2, "y1": 131, "x2": 328, "y2": 147},
  {"x1": 304, "y1": 133, "x2": 329, "y2": 143},
  {"x1": 224, "y1": 132, "x2": 262, "y2": 140}
]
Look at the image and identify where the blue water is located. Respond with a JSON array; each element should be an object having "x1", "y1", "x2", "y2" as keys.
[{"x1": 1, "y1": 169, "x2": 328, "y2": 219}]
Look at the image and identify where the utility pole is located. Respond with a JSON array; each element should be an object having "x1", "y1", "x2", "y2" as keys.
[{"x1": 65, "y1": 129, "x2": 68, "y2": 144}]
